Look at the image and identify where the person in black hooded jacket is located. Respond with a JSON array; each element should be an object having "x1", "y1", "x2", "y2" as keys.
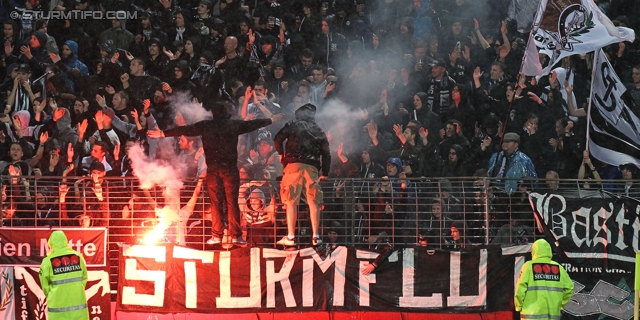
[
  {"x1": 402, "y1": 92, "x2": 441, "y2": 143},
  {"x1": 5, "y1": 30, "x2": 52, "y2": 79},
  {"x1": 273, "y1": 103, "x2": 331, "y2": 247},
  {"x1": 148, "y1": 101, "x2": 284, "y2": 246}
]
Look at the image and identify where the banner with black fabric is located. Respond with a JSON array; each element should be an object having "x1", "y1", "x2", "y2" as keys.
[
  {"x1": 530, "y1": 191, "x2": 636, "y2": 320},
  {"x1": 117, "y1": 244, "x2": 522, "y2": 313},
  {"x1": 12, "y1": 266, "x2": 111, "y2": 320},
  {"x1": 0, "y1": 228, "x2": 107, "y2": 266}
]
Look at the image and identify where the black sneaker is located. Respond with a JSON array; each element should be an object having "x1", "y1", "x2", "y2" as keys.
[{"x1": 232, "y1": 236, "x2": 247, "y2": 245}]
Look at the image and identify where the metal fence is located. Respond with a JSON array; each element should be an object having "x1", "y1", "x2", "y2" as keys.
[{"x1": 0, "y1": 174, "x2": 632, "y2": 291}]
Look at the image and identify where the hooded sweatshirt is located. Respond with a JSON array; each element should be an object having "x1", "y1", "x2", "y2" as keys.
[
  {"x1": 514, "y1": 239, "x2": 574, "y2": 319},
  {"x1": 54, "y1": 108, "x2": 79, "y2": 150},
  {"x1": 63, "y1": 40, "x2": 89, "y2": 75},
  {"x1": 408, "y1": 92, "x2": 441, "y2": 140},
  {"x1": 98, "y1": 14, "x2": 135, "y2": 53}
]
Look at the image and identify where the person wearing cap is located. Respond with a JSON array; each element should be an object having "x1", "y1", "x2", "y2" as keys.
[
  {"x1": 39, "y1": 230, "x2": 89, "y2": 320},
  {"x1": 7, "y1": 63, "x2": 35, "y2": 113},
  {"x1": 515, "y1": 239, "x2": 574, "y2": 320},
  {"x1": 274, "y1": 103, "x2": 330, "y2": 247},
  {"x1": 250, "y1": 134, "x2": 283, "y2": 179},
  {"x1": 487, "y1": 132, "x2": 538, "y2": 194},
  {"x1": 423, "y1": 58, "x2": 457, "y2": 122},
  {"x1": 148, "y1": 101, "x2": 284, "y2": 246}
]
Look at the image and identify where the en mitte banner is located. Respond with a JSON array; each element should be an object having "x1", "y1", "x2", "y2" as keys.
[{"x1": 0, "y1": 228, "x2": 107, "y2": 267}]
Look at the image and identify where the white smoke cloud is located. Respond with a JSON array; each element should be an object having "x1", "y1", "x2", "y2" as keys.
[
  {"x1": 315, "y1": 99, "x2": 372, "y2": 154},
  {"x1": 169, "y1": 91, "x2": 212, "y2": 125},
  {"x1": 127, "y1": 143, "x2": 183, "y2": 236},
  {"x1": 128, "y1": 144, "x2": 184, "y2": 192}
]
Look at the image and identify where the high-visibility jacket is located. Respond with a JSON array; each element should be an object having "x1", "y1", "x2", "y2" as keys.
[
  {"x1": 515, "y1": 239, "x2": 574, "y2": 320},
  {"x1": 39, "y1": 230, "x2": 90, "y2": 320}
]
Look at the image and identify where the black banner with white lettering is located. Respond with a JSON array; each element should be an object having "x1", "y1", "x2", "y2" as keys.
[
  {"x1": 117, "y1": 244, "x2": 520, "y2": 313},
  {"x1": 530, "y1": 192, "x2": 636, "y2": 320},
  {"x1": 0, "y1": 228, "x2": 107, "y2": 267}
]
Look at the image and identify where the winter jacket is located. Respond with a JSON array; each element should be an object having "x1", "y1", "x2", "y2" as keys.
[
  {"x1": 63, "y1": 40, "x2": 89, "y2": 75},
  {"x1": 487, "y1": 149, "x2": 538, "y2": 194},
  {"x1": 98, "y1": 27, "x2": 134, "y2": 53},
  {"x1": 514, "y1": 239, "x2": 574, "y2": 320},
  {"x1": 274, "y1": 103, "x2": 331, "y2": 176},
  {"x1": 39, "y1": 230, "x2": 89, "y2": 320}
]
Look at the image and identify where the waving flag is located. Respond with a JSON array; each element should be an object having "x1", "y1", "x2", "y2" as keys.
[
  {"x1": 521, "y1": 0, "x2": 634, "y2": 76},
  {"x1": 588, "y1": 49, "x2": 640, "y2": 167}
]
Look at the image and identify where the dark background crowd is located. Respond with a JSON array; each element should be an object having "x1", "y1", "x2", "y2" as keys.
[{"x1": 1, "y1": 0, "x2": 640, "y2": 246}]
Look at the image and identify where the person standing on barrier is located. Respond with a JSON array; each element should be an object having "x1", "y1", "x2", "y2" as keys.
[
  {"x1": 148, "y1": 101, "x2": 284, "y2": 246},
  {"x1": 274, "y1": 103, "x2": 330, "y2": 247},
  {"x1": 39, "y1": 230, "x2": 89, "y2": 320},
  {"x1": 515, "y1": 239, "x2": 573, "y2": 320}
]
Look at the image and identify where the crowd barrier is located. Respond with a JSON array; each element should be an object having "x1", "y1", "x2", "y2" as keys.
[{"x1": 0, "y1": 174, "x2": 632, "y2": 292}]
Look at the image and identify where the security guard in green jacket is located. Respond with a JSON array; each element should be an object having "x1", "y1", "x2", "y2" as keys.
[
  {"x1": 39, "y1": 230, "x2": 90, "y2": 320},
  {"x1": 515, "y1": 239, "x2": 574, "y2": 320}
]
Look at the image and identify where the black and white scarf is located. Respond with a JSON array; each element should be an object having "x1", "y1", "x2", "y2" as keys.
[{"x1": 425, "y1": 76, "x2": 451, "y2": 115}]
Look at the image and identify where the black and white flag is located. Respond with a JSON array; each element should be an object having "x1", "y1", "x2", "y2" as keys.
[{"x1": 588, "y1": 48, "x2": 640, "y2": 167}]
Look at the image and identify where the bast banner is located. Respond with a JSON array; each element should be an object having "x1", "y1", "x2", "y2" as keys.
[{"x1": 0, "y1": 228, "x2": 107, "y2": 267}]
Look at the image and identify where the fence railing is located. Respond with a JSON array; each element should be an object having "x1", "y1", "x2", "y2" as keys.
[{"x1": 1, "y1": 174, "x2": 635, "y2": 291}]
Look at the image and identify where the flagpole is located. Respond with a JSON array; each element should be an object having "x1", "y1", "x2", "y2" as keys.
[
  {"x1": 502, "y1": 0, "x2": 548, "y2": 142},
  {"x1": 585, "y1": 49, "x2": 599, "y2": 152}
]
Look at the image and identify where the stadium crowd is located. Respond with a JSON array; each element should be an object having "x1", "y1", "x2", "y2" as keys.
[{"x1": 1, "y1": 0, "x2": 640, "y2": 247}]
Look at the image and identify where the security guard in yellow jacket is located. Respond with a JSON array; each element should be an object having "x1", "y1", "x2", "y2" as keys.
[
  {"x1": 39, "y1": 230, "x2": 90, "y2": 320},
  {"x1": 515, "y1": 239, "x2": 574, "y2": 320}
]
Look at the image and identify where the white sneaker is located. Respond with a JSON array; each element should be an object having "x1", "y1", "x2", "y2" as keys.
[
  {"x1": 277, "y1": 236, "x2": 295, "y2": 246},
  {"x1": 206, "y1": 236, "x2": 222, "y2": 245},
  {"x1": 312, "y1": 237, "x2": 323, "y2": 246}
]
